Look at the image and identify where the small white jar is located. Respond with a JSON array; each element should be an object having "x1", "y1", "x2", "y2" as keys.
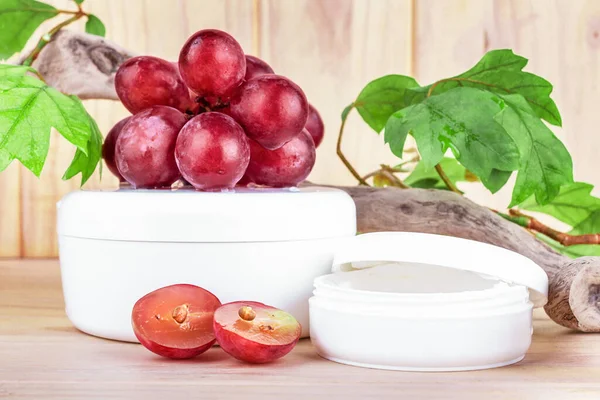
[
  {"x1": 309, "y1": 232, "x2": 548, "y2": 371},
  {"x1": 57, "y1": 187, "x2": 356, "y2": 342}
]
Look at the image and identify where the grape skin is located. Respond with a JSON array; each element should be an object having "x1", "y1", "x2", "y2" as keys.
[
  {"x1": 115, "y1": 106, "x2": 186, "y2": 188},
  {"x1": 244, "y1": 55, "x2": 274, "y2": 80},
  {"x1": 244, "y1": 129, "x2": 316, "y2": 187},
  {"x1": 304, "y1": 103, "x2": 325, "y2": 148},
  {"x1": 179, "y1": 29, "x2": 246, "y2": 97},
  {"x1": 115, "y1": 56, "x2": 192, "y2": 114},
  {"x1": 229, "y1": 75, "x2": 308, "y2": 150},
  {"x1": 175, "y1": 112, "x2": 250, "y2": 190},
  {"x1": 102, "y1": 116, "x2": 131, "y2": 182}
]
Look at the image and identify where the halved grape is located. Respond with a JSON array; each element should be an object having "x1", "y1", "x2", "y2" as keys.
[
  {"x1": 132, "y1": 284, "x2": 222, "y2": 359},
  {"x1": 175, "y1": 112, "x2": 250, "y2": 190},
  {"x1": 179, "y1": 29, "x2": 246, "y2": 97},
  {"x1": 115, "y1": 106, "x2": 186, "y2": 188},
  {"x1": 229, "y1": 75, "x2": 308, "y2": 150},
  {"x1": 115, "y1": 56, "x2": 192, "y2": 114},
  {"x1": 213, "y1": 301, "x2": 301, "y2": 364},
  {"x1": 244, "y1": 129, "x2": 316, "y2": 187},
  {"x1": 244, "y1": 55, "x2": 274, "y2": 80},
  {"x1": 305, "y1": 103, "x2": 324, "y2": 148},
  {"x1": 102, "y1": 117, "x2": 131, "y2": 182}
]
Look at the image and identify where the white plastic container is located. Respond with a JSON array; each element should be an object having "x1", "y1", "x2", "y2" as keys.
[
  {"x1": 57, "y1": 187, "x2": 356, "y2": 342},
  {"x1": 309, "y1": 232, "x2": 548, "y2": 371}
]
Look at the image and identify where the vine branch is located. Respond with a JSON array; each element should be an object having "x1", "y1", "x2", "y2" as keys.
[
  {"x1": 21, "y1": 8, "x2": 88, "y2": 67},
  {"x1": 434, "y1": 164, "x2": 463, "y2": 194},
  {"x1": 380, "y1": 165, "x2": 409, "y2": 188},
  {"x1": 336, "y1": 105, "x2": 369, "y2": 186},
  {"x1": 496, "y1": 209, "x2": 600, "y2": 246}
]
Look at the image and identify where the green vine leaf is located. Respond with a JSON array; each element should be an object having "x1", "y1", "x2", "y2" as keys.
[
  {"x1": 85, "y1": 14, "x2": 105, "y2": 37},
  {"x1": 406, "y1": 50, "x2": 561, "y2": 126},
  {"x1": 494, "y1": 94, "x2": 573, "y2": 206},
  {"x1": 519, "y1": 182, "x2": 600, "y2": 227},
  {"x1": 0, "y1": 64, "x2": 102, "y2": 185},
  {"x1": 353, "y1": 75, "x2": 419, "y2": 133},
  {"x1": 385, "y1": 87, "x2": 520, "y2": 193},
  {"x1": 0, "y1": 0, "x2": 59, "y2": 60},
  {"x1": 405, "y1": 157, "x2": 468, "y2": 190}
]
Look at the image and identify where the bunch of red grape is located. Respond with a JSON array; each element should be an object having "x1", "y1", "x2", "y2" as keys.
[{"x1": 103, "y1": 29, "x2": 324, "y2": 190}]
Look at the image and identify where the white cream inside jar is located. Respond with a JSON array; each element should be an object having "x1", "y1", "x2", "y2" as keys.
[{"x1": 311, "y1": 262, "x2": 531, "y2": 318}]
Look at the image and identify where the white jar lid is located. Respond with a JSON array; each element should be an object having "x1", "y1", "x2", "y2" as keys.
[
  {"x1": 331, "y1": 232, "x2": 548, "y2": 307},
  {"x1": 57, "y1": 187, "x2": 356, "y2": 243}
]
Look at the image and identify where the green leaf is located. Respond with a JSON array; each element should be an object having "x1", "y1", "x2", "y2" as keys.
[
  {"x1": 0, "y1": 0, "x2": 59, "y2": 60},
  {"x1": 536, "y1": 233, "x2": 600, "y2": 259},
  {"x1": 353, "y1": 75, "x2": 419, "y2": 133},
  {"x1": 405, "y1": 157, "x2": 467, "y2": 190},
  {"x1": 407, "y1": 50, "x2": 561, "y2": 126},
  {"x1": 85, "y1": 14, "x2": 105, "y2": 37},
  {"x1": 61, "y1": 97, "x2": 103, "y2": 184},
  {"x1": 385, "y1": 87, "x2": 520, "y2": 192},
  {"x1": 0, "y1": 148, "x2": 10, "y2": 171},
  {"x1": 74, "y1": 0, "x2": 85, "y2": 4},
  {"x1": 519, "y1": 182, "x2": 600, "y2": 227},
  {"x1": 383, "y1": 104, "x2": 415, "y2": 160},
  {"x1": 571, "y1": 210, "x2": 600, "y2": 235},
  {"x1": 0, "y1": 64, "x2": 102, "y2": 185},
  {"x1": 494, "y1": 94, "x2": 573, "y2": 207}
]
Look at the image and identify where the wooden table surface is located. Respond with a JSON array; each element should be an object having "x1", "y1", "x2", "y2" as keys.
[{"x1": 1, "y1": 260, "x2": 600, "y2": 399}]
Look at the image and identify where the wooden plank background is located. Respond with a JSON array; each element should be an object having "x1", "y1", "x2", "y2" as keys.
[{"x1": 1, "y1": 0, "x2": 599, "y2": 258}]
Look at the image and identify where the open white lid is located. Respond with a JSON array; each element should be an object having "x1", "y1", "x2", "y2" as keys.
[
  {"x1": 332, "y1": 232, "x2": 548, "y2": 307},
  {"x1": 57, "y1": 187, "x2": 356, "y2": 243}
]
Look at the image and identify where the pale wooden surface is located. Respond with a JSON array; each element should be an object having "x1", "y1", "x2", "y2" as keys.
[
  {"x1": 2, "y1": 0, "x2": 600, "y2": 257},
  {"x1": 1, "y1": 260, "x2": 600, "y2": 399}
]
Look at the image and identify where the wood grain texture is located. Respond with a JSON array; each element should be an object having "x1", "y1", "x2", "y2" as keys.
[
  {"x1": 260, "y1": 0, "x2": 413, "y2": 186},
  {"x1": 1, "y1": 260, "x2": 600, "y2": 399},
  {"x1": 0, "y1": 164, "x2": 20, "y2": 257}
]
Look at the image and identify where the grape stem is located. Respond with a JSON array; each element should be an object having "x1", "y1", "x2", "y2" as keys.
[
  {"x1": 336, "y1": 105, "x2": 369, "y2": 186},
  {"x1": 20, "y1": 8, "x2": 89, "y2": 67}
]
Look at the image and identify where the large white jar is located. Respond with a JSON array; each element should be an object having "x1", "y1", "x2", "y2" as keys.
[{"x1": 57, "y1": 187, "x2": 356, "y2": 342}]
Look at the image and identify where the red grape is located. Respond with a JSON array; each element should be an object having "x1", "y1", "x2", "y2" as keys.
[
  {"x1": 229, "y1": 75, "x2": 308, "y2": 150},
  {"x1": 102, "y1": 117, "x2": 131, "y2": 182},
  {"x1": 179, "y1": 29, "x2": 246, "y2": 97},
  {"x1": 132, "y1": 284, "x2": 221, "y2": 359},
  {"x1": 305, "y1": 103, "x2": 324, "y2": 148},
  {"x1": 170, "y1": 61, "x2": 201, "y2": 114},
  {"x1": 115, "y1": 56, "x2": 192, "y2": 114},
  {"x1": 213, "y1": 301, "x2": 301, "y2": 364},
  {"x1": 115, "y1": 106, "x2": 186, "y2": 188},
  {"x1": 244, "y1": 129, "x2": 316, "y2": 187},
  {"x1": 175, "y1": 112, "x2": 250, "y2": 190},
  {"x1": 244, "y1": 55, "x2": 274, "y2": 80}
]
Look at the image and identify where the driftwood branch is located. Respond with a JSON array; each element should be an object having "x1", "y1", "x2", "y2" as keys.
[
  {"x1": 336, "y1": 186, "x2": 600, "y2": 332},
  {"x1": 27, "y1": 30, "x2": 135, "y2": 100},
  {"x1": 27, "y1": 30, "x2": 600, "y2": 332}
]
